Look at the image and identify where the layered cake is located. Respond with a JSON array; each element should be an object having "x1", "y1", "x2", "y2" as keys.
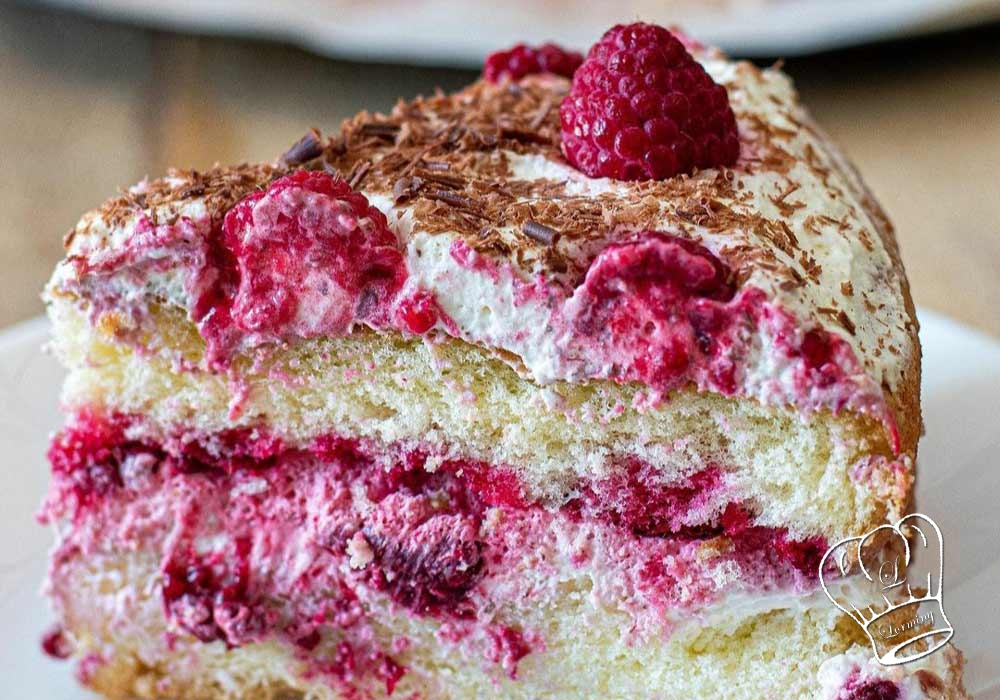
[{"x1": 40, "y1": 22, "x2": 967, "y2": 699}]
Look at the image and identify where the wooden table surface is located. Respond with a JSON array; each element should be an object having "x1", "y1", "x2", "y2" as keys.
[{"x1": 2, "y1": 4, "x2": 998, "y2": 336}]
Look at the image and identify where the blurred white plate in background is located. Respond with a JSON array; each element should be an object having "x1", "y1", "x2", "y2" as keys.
[
  {"x1": 1, "y1": 309, "x2": 998, "y2": 695},
  {"x1": 37, "y1": 0, "x2": 1000, "y2": 63}
]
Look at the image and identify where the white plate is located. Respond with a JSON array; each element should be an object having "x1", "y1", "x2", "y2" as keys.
[
  {"x1": 39, "y1": 0, "x2": 1000, "y2": 63},
  {"x1": 1, "y1": 310, "x2": 998, "y2": 696}
]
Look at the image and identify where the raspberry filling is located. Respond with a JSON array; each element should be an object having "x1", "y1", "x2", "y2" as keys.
[
  {"x1": 567, "y1": 231, "x2": 743, "y2": 392},
  {"x1": 41, "y1": 625, "x2": 73, "y2": 660},
  {"x1": 392, "y1": 290, "x2": 442, "y2": 335},
  {"x1": 843, "y1": 678, "x2": 901, "y2": 700},
  {"x1": 43, "y1": 413, "x2": 827, "y2": 686}
]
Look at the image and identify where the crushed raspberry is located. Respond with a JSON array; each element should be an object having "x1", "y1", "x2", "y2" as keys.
[
  {"x1": 719, "y1": 504, "x2": 826, "y2": 576},
  {"x1": 377, "y1": 654, "x2": 407, "y2": 695},
  {"x1": 41, "y1": 625, "x2": 73, "y2": 660},
  {"x1": 485, "y1": 625, "x2": 533, "y2": 679},
  {"x1": 199, "y1": 170, "x2": 406, "y2": 362},
  {"x1": 483, "y1": 42, "x2": 583, "y2": 83},
  {"x1": 578, "y1": 463, "x2": 723, "y2": 537},
  {"x1": 169, "y1": 427, "x2": 286, "y2": 475},
  {"x1": 719, "y1": 502, "x2": 752, "y2": 533},
  {"x1": 222, "y1": 170, "x2": 404, "y2": 333},
  {"x1": 292, "y1": 628, "x2": 322, "y2": 651},
  {"x1": 333, "y1": 641, "x2": 356, "y2": 677},
  {"x1": 571, "y1": 231, "x2": 738, "y2": 388},
  {"x1": 161, "y1": 536, "x2": 258, "y2": 645},
  {"x1": 845, "y1": 679, "x2": 900, "y2": 700},
  {"x1": 394, "y1": 291, "x2": 440, "y2": 335},
  {"x1": 44, "y1": 412, "x2": 134, "y2": 517},
  {"x1": 458, "y1": 462, "x2": 527, "y2": 510},
  {"x1": 774, "y1": 535, "x2": 827, "y2": 576},
  {"x1": 362, "y1": 492, "x2": 484, "y2": 614},
  {"x1": 559, "y1": 22, "x2": 739, "y2": 180},
  {"x1": 800, "y1": 328, "x2": 834, "y2": 369},
  {"x1": 796, "y1": 326, "x2": 853, "y2": 392}
]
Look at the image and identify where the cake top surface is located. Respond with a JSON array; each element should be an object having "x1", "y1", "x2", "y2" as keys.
[{"x1": 51, "y1": 44, "x2": 918, "y2": 445}]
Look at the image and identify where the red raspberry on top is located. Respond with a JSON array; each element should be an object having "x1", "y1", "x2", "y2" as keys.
[
  {"x1": 483, "y1": 42, "x2": 583, "y2": 83},
  {"x1": 559, "y1": 23, "x2": 739, "y2": 181}
]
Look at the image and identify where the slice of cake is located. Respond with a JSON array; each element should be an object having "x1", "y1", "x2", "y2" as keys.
[{"x1": 40, "y1": 22, "x2": 967, "y2": 700}]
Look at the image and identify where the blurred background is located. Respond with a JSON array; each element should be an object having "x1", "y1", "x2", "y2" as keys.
[{"x1": 1, "y1": 0, "x2": 998, "y2": 334}]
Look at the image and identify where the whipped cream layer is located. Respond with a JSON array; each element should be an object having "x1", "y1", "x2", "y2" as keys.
[{"x1": 47, "y1": 48, "x2": 918, "y2": 450}]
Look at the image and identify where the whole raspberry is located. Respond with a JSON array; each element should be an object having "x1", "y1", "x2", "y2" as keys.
[
  {"x1": 483, "y1": 42, "x2": 583, "y2": 83},
  {"x1": 559, "y1": 23, "x2": 739, "y2": 180}
]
